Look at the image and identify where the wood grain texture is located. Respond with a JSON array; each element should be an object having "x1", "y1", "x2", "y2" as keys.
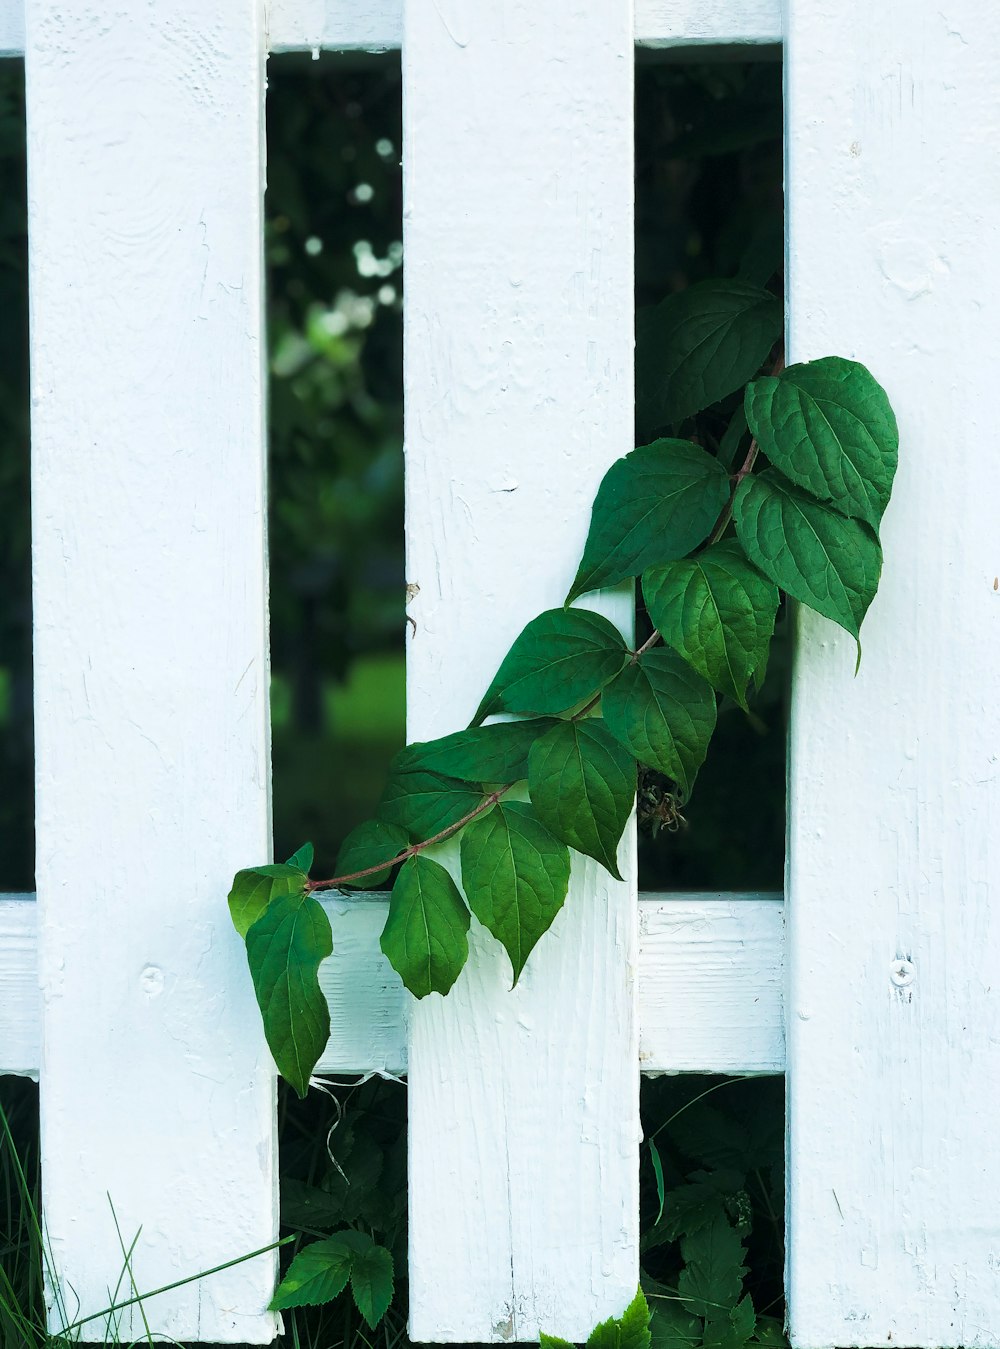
[
  {"x1": 0, "y1": 897, "x2": 39, "y2": 1078},
  {"x1": 25, "y1": 3, "x2": 277, "y2": 1340},
  {"x1": 784, "y1": 4, "x2": 1000, "y2": 1344},
  {"x1": 402, "y1": 2, "x2": 638, "y2": 1339},
  {"x1": 0, "y1": 894, "x2": 786, "y2": 1079}
]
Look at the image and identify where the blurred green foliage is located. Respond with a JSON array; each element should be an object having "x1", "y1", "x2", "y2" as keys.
[{"x1": 0, "y1": 52, "x2": 784, "y2": 893}]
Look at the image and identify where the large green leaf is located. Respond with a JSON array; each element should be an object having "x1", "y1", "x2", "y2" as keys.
[
  {"x1": 349, "y1": 1240, "x2": 394, "y2": 1328},
  {"x1": 528, "y1": 720, "x2": 635, "y2": 880},
  {"x1": 745, "y1": 357, "x2": 897, "y2": 528},
  {"x1": 460, "y1": 801, "x2": 571, "y2": 983},
  {"x1": 642, "y1": 541, "x2": 779, "y2": 710},
  {"x1": 569, "y1": 441, "x2": 730, "y2": 602},
  {"x1": 602, "y1": 650, "x2": 716, "y2": 802},
  {"x1": 650, "y1": 1304, "x2": 704, "y2": 1349},
  {"x1": 228, "y1": 863, "x2": 307, "y2": 939},
  {"x1": 474, "y1": 608, "x2": 629, "y2": 723},
  {"x1": 334, "y1": 819, "x2": 410, "y2": 888},
  {"x1": 378, "y1": 771, "x2": 483, "y2": 842},
  {"x1": 246, "y1": 891, "x2": 332, "y2": 1098},
  {"x1": 395, "y1": 718, "x2": 558, "y2": 784},
  {"x1": 269, "y1": 1234, "x2": 355, "y2": 1310},
  {"x1": 380, "y1": 856, "x2": 470, "y2": 998},
  {"x1": 636, "y1": 281, "x2": 782, "y2": 436},
  {"x1": 677, "y1": 1215, "x2": 747, "y2": 1319},
  {"x1": 734, "y1": 471, "x2": 882, "y2": 639}
]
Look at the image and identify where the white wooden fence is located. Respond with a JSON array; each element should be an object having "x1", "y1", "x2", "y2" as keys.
[{"x1": 0, "y1": 0, "x2": 996, "y2": 1344}]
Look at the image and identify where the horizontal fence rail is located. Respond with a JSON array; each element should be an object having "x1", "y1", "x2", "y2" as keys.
[
  {"x1": 0, "y1": 0, "x2": 782, "y2": 57},
  {"x1": 0, "y1": 894, "x2": 785, "y2": 1079}
]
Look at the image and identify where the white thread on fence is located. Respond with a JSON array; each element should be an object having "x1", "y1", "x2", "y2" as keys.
[
  {"x1": 784, "y1": 3, "x2": 1000, "y2": 1344},
  {"x1": 24, "y1": 1, "x2": 278, "y2": 1340},
  {"x1": 0, "y1": 895, "x2": 786, "y2": 1081}
]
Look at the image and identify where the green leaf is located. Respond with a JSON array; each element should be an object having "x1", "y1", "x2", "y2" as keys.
[
  {"x1": 279, "y1": 1179, "x2": 348, "y2": 1231},
  {"x1": 701, "y1": 1297, "x2": 756, "y2": 1349},
  {"x1": 228, "y1": 863, "x2": 306, "y2": 940},
  {"x1": 460, "y1": 801, "x2": 571, "y2": 984},
  {"x1": 752, "y1": 1316, "x2": 788, "y2": 1347},
  {"x1": 649, "y1": 1138, "x2": 666, "y2": 1226},
  {"x1": 395, "y1": 719, "x2": 559, "y2": 784},
  {"x1": 269, "y1": 1234, "x2": 354, "y2": 1310},
  {"x1": 745, "y1": 357, "x2": 898, "y2": 528},
  {"x1": 528, "y1": 720, "x2": 635, "y2": 880},
  {"x1": 245, "y1": 891, "x2": 332, "y2": 1098},
  {"x1": 587, "y1": 1289, "x2": 652, "y2": 1349},
  {"x1": 649, "y1": 1304, "x2": 703, "y2": 1349},
  {"x1": 602, "y1": 650, "x2": 716, "y2": 802},
  {"x1": 285, "y1": 842, "x2": 314, "y2": 872},
  {"x1": 568, "y1": 441, "x2": 730, "y2": 603},
  {"x1": 350, "y1": 1241, "x2": 394, "y2": 1328},
  {"x1": 642, "y1": 542, "x2": 779, "y2": 710},
  {"x1": 635, "y1": 281, "x2": 782, "y2": 436},
  {"x1": 380, "y1": 856, "x2": 471, "y2": 998},
  {"x1": 734, "y1": 471, "x2": 882, "y2": 640},
  {"x1": 378, "y1": 771, "x2": 483, "y2": 842},
  {"x1": 474, "y1": 608, "x2": 629, "y2": 723},
  {"x1": 334, "y1": 819, "x2": 409, "y2": 888},
  {"x1": 677, "y1": 1215, "x2": 747, "y2": 1319},
  {"x1": 643, "y1": 1181, "x2": 729, "y2": 1251},
  {"x1": 541, "y1": 1338, "x2": 576, "y2": 1349}
]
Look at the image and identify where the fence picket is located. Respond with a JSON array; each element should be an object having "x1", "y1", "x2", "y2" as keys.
[
  {"x1": 402, "y1": 0, "x2": 639, "y2": 1340},
  {"x1": 784, "y1": 3, "x2": 1000, "y2": 1343},
  {"x1": 25, "y1": 2, "x2": 277, "y2": 1339}
]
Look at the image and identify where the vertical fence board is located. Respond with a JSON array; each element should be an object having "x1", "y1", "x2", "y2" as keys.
[
  {"x1": 785, "y1": 4, "x2": 1000, "y2": 1344},
  {"x1": 26, "y1": 3, "x2": 277, "y2": 1340},
  {"x1": 403, "y1": 0, "x2": 638, "y2": 1339}
]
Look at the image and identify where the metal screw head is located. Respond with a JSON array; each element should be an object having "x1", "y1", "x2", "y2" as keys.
[{"x1": 890, "y1": 958, "x2": 916, "y2": 988}]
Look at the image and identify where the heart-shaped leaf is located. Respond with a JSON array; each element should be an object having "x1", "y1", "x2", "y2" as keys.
[
  {"x1": 745, "y1": 357, "x2": 897, "y2": 528},
  {"x1": 229, "y1": 863, "x2": 307, "y2": 940},
  {"x1": 734, "y1": 470, "x2": 882, "y2": 640},
  {"x1": 269, "y1": 1234, "x2": 355, "y2": 1310},
  {"x1": 378, "y1": 772, "x2": 483, "y2": 842},
  {"x1": 246, "y1": 891, "x2": 332, "y2": 1098},
  {"x1": 349, "y1": 1240, "x2": 394, "y2": 1328},
  {"x1": 569, "y1": 441, "x2": 730, "y2": 602},
  {"x1": 474, "y1": 608, "x2": 629, "y2": 723},
  {"x1": 380, "y1": 855, "x2": 471, "y2": 998},
  {"x1": 636, "y1": 280, "x2": 782, "y2": 437},
  {"x1": 528, "y1": 720, "x2": 635, "y2": 880},
  {"x1": 602, "y1": 650, "x2": 717, "y2": 802},
  {"x1": 394, "y1": 718, "x2": 559, "y2": 784},
  {"x1": 333, "y1": 819, "x2": 410, "y2": 888},
  {"x1": 460, "y1": 801, "x2": 571, "y2": 984},
  {"x1": 642, "y1": 541, "x2": 779, "y2": 710}
]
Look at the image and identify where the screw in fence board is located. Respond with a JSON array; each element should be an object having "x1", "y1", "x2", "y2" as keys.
[
  {"x1": 401, "y1": 1, "x2": 639, "y2": 1340},
  {"x1": 25, "y1": 2, "x2": 278, "y2": 1340},
  {"x1": 784, "y1": 3, "x2": 1000, "y2": 1345}
]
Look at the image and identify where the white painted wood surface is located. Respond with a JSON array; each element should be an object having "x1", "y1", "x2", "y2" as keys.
[
  {"x1": 0, "y1": 0, "x2": 22, "y2": 55},
  {"x1": 784, "y1": 4, "x2": 1000, "y2": 1344},
  {"x1": 402, "y1": 1, "x2": 638, "y2": 1338},
  {"x1": 25, "y1": 2, "x2": 277, "y2": 1340},
  {"x1": 0, "y1": 0, "x2": 786, "y2": 58},
  {"x1": 0, "y1": 894, "x2": 786, "y2": 1079}
]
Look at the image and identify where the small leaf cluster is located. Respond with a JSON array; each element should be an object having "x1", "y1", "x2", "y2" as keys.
[
  {"x1": 229, "y1": 279, "x2": 898, "y2": 1097},
  {"x1": 641, "y1": 1082, "x2": 786, "y2": 1349},
  {"x1": 271, "y1": 1081, "x2": 404, "y2": 1330},
  {"x1": 542, "y1": 1287, "x2": 653, "y2": 1349}
]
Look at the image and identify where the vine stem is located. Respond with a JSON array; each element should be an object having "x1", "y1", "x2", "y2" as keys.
[
  {"x1": 307, "y1": 784, "x2": 511, "y2": 892},
  {"x1": 705, "y1": 347, "x2": 785, "y2": 547}
]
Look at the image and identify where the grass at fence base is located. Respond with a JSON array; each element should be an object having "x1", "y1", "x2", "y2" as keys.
[{"x1": 1, "y1": 1074, "x2": 786, "y2": 1349}]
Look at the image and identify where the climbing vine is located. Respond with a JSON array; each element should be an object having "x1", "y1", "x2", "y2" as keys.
[{"x1": 229, "y1": 279, "x2": 898, "y2": 1098}]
